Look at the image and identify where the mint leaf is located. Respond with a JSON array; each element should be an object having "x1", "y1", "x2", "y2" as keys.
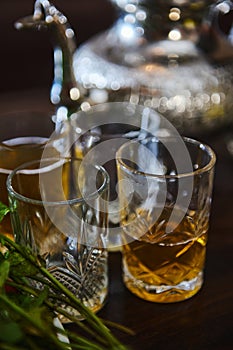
[
  {"x1": 0, "y1": 202, "x2": 10, "y2": 223},
  {"x1": 0, "y1": 321, "x2": 23, "y2": 343},
  {"x1": 7, "y1": 251, "x2": 38, "y2": 277}
]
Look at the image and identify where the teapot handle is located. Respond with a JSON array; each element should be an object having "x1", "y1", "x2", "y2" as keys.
[{"x1": 199, "y1": 0, "x2": 233, "y2": 62}]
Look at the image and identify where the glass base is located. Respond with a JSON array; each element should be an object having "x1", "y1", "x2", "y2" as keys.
[
  {"x1": 58, "y1": 293, "x2": 108, "y2": 323},
  {"x1": 49, "y1": 265, "x2": 108, "y2": 322},
  {"x1": 123, "y1": 263, "x2": 203, "y2": 303}
]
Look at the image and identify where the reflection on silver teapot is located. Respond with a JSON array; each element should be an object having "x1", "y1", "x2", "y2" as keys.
[{"x1": 16, "y1": 0, "x2": 233, "y2": 135}]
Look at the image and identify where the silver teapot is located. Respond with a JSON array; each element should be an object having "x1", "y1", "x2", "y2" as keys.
[{"x1": 16, "y1": 0, "x2": 233, "y2": 135}]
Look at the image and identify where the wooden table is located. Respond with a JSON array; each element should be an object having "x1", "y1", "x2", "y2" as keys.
[{"x1": 1, "y1": 90, "x2": 233, "y2": 350}]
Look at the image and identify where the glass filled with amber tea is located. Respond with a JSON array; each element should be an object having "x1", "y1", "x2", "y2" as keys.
[
  {"x1": 0, "y1": 111, "x2": 58, "y2": 236},
  {"x1": 116, "y1": 137, "x2": 216, "y2": 302},
  {"x1": 7, "y1": 157, "x2": 109, "y2": 320}
]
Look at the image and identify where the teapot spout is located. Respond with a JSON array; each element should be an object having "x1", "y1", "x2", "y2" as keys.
[
  {"x1": 15, "y1": 15, "x2": 47, "y2": 32},
  {"x1": 15, "y1": 0, "x2": 87, "y2": 119},
  {"x1": 15, "y1": 0, "x2": 76, "y2": 53}
]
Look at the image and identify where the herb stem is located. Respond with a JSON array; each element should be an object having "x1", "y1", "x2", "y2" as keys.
[
  {"x1": 7, "y1": 279, "x2": 109, "y2": 345},
  {"x1": 1, "y1": 234, "x2": 130, "y2": 349}
]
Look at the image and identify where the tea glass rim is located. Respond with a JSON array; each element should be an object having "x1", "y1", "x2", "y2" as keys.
[
  {"x1": 7, "y1": 157, "x2": 109, "y2": 207},
  {"x1": 0, "y1": 109, "x2": 54, "y2": 143},
  {"x1": 116, "y1": 136, "x2": 216, "y2": 179}
]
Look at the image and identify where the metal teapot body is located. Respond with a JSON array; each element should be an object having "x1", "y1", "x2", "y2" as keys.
[{"x1": 16, "y1": 0, "x2": 233, "y2": 135}]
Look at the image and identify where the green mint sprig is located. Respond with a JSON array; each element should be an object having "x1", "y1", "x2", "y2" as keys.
[{"x1": 0, "y1": 202, "x2": 133, "y2": 349}]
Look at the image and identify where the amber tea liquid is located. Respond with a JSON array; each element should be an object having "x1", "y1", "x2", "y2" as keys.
[
  {"x1": 0, "y1": 137, "x2": 55, "y2": 236},
  {"x1": 122, "y1": 207, "x2": 208, "y2": 302}
]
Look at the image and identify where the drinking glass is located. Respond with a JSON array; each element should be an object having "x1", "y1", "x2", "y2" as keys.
[
  {"x1": 7, "y1": 157, "x2": 109, "y2": 320},
  {"x1": 116, "y1": 137, "x2": 216, "y2": 302},
  {"x1": 61, "y1": 102, "x2": 163, "y2": 250},
  {"x1": 0, "y1": 110, "x2": 57, "y2": 236}
]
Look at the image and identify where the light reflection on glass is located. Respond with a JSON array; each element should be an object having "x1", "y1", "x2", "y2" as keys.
[
  {"x1": 124, "y1": 14, "x2": 136, "y2": 24},
  {"x1": 65, "y1": 28, "x2": 74, "y2": 39},
  {"x1": 136, "y1": 10, "x2": 146, "y2": 21},
  {"x1": 125, "y1": 4, "x2": 137, "y2": 13},
  {"x1": 51, "y1": 83, "x2": 61, "y2": 104},
  {"x1": 168, "y1": 29, "x2": 182, "y2": 40},
  {"x1": 90, "y1": 89, "x2": 109, "y2": 104},
  {"x1": 135, "y1": 26, "x2": 144, "y2": 36},
  {"x1": 216, "y1": 1, "x2": 231, "y2": 14},
  {"x1": 69, "y1": 87, "x2": 80, "y2": 101},
  {"x1": 80, "y1": 101, "x2": 91, "y2": 111},
  {"x1": 45, "y1": 15, "x2": 53, "y2": 23},
  {"x1": 211, "y1": 93, "x2": 221, "y2": 104},
  {"x1": 111, "y1": 81, "x2": 121, "y2": 90},
  {"x1": 169, "y1": 8, "x2": 181, "y2": 21},
  {"x1": 56, "y1": 106, "x2": 69, "y2": 122},
  {"x1": 119, "y1": 22, "x2": 136, "y2": 41},
  {"x1": 58, "y1": 15, "x2": 67, "y2": 25}
]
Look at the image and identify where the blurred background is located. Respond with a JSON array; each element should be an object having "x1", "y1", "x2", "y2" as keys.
[{"x1": 0, "y1": 0, "x2": 232, "y2": 139}]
